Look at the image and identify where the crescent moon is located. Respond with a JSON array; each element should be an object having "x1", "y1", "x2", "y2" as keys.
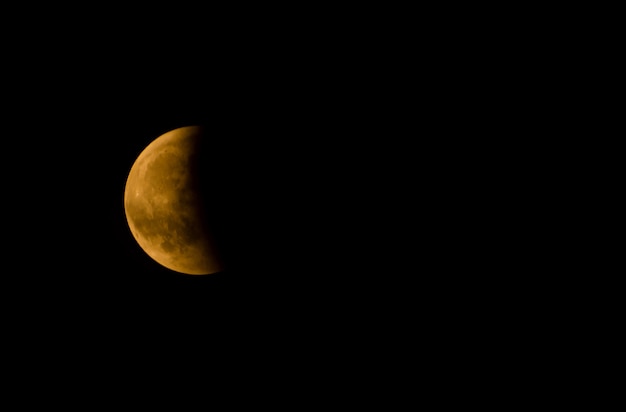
[{"x1": 123, "y1": 125, "x2": 223, "y2": 275}]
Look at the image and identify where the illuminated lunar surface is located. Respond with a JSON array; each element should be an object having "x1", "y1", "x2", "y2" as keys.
[{"x1": 124, "y1": 126, "x2": 223, "y2": 275}]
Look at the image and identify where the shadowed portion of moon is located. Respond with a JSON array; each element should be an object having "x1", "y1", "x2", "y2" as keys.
[{"x1": 124, "y1": 125, "x2": 224, "y2": 275}]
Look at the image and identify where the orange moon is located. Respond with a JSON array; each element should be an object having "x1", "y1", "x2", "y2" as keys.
[{"x1": 123, "y1": 125, "x2": 223, "y2": 275}]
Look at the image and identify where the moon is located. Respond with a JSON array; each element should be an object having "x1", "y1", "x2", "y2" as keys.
[{"x1": 123, "y1": 125, "x2": 223, "y2": 275}]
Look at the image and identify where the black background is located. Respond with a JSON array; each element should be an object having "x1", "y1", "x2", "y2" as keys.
[
  {"x1": 0, "y1": 5, "x2": 572, "y2": 407},
  {"x1": 1, "y1": 6, "x2": 524, "y2": 402}
]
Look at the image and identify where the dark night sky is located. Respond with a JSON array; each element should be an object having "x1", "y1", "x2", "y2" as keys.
[{"x1": 1, "y1": 6, "x2": 559, "y2": 405}]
